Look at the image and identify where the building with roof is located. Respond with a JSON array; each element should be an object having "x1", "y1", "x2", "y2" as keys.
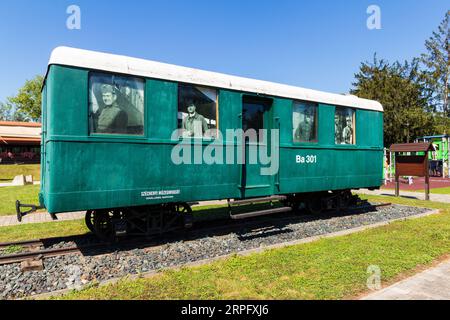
[{"x1": 0, "y1": 121, "x2": 41, "y2": 164}]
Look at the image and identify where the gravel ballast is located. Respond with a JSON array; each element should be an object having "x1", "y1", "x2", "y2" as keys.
[{"x1": 0, "y1": 203, "x2": 432, "y2": 299}]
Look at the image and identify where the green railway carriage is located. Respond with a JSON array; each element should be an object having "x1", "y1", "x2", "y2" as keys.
[{"x1": 20, "y1": 47, "x2": 384, "y2": 238}]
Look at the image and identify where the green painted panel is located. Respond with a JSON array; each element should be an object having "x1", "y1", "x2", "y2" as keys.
[
  {"x1": 44, "y1": 141, "x2": 241, "y2": 213},
  {"x1": 219, "y1": 90, "x2": 242, "y2": 132},
  {"x1": 272, "y1": 98, "x2": 292, "y2": 145},
  {"x1": 318, "y1": 104, "x2": 335, "y2": 146},
  {"x1": 356, "y1": 109, "x2": 383, "y2": 147},
  {"x1": 147, "y1": 79, "x2": 177, "y2": 139},
  {"x1": 278, "y1": 148, "x2": 383, "y2": 194},
  {"x1": 47, "y1": 66, "x2": 88, "y2": 137},
  {"x1": 39, "y1": 84, "x2": 48, "y2": 207}
]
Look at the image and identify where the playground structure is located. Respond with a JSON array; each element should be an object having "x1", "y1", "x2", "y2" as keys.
[
  {"x1": 415, "y1": 134, "x2": 450, "y2": 178},
  {"x1": 384, "y1": 134, "x2": 450, "y2": 183}
]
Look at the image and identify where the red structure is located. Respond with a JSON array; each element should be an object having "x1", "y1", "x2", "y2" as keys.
[
  {"x1": 0, "y1": 121, "x2": 41, "y2": 164},
  {"x1": 382, "y1": 177, "x2": 450, "y2": 191}
]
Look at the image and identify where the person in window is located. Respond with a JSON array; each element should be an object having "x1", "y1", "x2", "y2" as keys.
[
  {"x1": 182, "y1": 103, "x2": 208, "y2": 137},
  {"x1": 294, "y1": 107, "x2": 315, "y2": 142},
  {"x1": 97, "y1": 84, "x2": 128, "y2": 134},
  {"x1": 342, "y1": 117, "x2": 353, "y2": 144}
]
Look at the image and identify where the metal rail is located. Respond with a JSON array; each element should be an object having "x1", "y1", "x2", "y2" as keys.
[
  {"x1": 0, "y1": 240, "x2": 117, "y2": 266},
  {"x1": 0, "y1": 246, "x2": 81, "y2": 265},
  {"x1": 0, "y1": 239, "x2": 44, "y2": 250}
]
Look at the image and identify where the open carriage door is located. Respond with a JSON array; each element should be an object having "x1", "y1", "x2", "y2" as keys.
[{"x1": 240, "y1": 95, "x2": 276, "y2": 198}]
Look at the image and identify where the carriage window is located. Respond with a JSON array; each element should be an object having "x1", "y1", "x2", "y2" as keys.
[
  {"x1": 89, "y1": 73, "x2": 145, "y2": 135},
  {"x1": 178, "y1": 84, "x2": 218, "y2": 138},
  {"x1": 293, "y1": 101, "x2": 317, "y2": 143},
  {"x1": 335, "y1": 107, "x2": 355, "y2": 145}
]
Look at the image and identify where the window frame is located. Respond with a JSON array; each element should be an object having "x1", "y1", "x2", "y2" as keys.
[
  {"x1": 292, "y1": 100, "x2": 319, "y2": 145},
  {"x1": 176, "y1": 83, "x2": 220, "y2": 141},
  {"x1": 88, "y1": 71, "x2": 147, "y2": 139},
  {"x1": 334, "y1": 106, "x2": 356, "y2": 146}
]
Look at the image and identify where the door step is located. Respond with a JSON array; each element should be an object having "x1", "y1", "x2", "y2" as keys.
[
  {"x1": 228, "y1": 195, "x2": 290, "y2": 220},
  {"x1": 228, "y1": 195, "x2": 287, "y2": 206},
  {"x1": 230, "y1": 206, "x2": 292, "y2": 220}
]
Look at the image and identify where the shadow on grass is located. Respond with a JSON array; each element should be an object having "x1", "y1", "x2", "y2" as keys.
[{"x1": 379, "y1": 193, "x2": 421, "y2": 200}]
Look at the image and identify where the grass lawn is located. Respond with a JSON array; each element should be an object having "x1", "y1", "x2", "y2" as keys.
[
  {"x1": 0, "y1": 219, "x2": 89, "y2": 243},
  {"x1": 57, "y1": 195, "x2": 450, "y2": 300},
  {"x1": 419, "y1": 187, "x2": 450, "y2": 194},
  {"x1": 0, "y1": 185, "x2": 41, "y2": 216},
  {"x1": 0, "y1": 164, "x2": 40, "y2": 182}
]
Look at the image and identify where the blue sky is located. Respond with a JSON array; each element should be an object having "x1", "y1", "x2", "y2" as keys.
[{"x1": 0, "y1": 0, "x2": 448, "y2": 103}]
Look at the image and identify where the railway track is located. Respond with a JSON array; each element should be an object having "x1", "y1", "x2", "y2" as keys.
[
  {"x1": 0, "y1": 202, "x2": 392, "y2": 267},
  {"x1": 0, "y1": 239, "x2": 44, "y2": 250},
  {"x1": 0, "y1": 246, "x2": 83, "y2": 265}
]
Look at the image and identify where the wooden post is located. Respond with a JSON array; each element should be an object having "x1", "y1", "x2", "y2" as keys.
[
  {"x1": 425, "y1": 155, "x2": 430, "y2": 201},
  {"x1": 395, "y1": 153, "x2": 400, "y2": 197}
]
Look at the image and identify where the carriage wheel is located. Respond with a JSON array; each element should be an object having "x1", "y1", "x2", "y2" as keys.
[
  {"x1": 306, "y1": 197, "x2": 323, "y2": 215},
  {"x1": 91, "y1": 209, "x2": 126, "y2": 240},
  {"x1": 171, "y1": 203, "x2": 193, "y2": 229},
  {"x1": 289, "y1": 199, "x2": 305, "y2": 215},
  {"x1": 339, "y1": 190, "x2": 353, "y2": 209},
  {"x1": 85, "y1": 210, "x2": 95, "y2": 233}
]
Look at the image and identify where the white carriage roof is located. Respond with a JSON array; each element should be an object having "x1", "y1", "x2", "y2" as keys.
[{"x1": 48, "y1": 47, "x2": 383, "y2": 112}]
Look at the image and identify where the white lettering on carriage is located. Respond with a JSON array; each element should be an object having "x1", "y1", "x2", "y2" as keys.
[
  {"x1": 141, "y1": 189, "x2": 180, "y2": 200},
  {"x1": 296, "y1": 155, "x2": 317, "y2": 164}
]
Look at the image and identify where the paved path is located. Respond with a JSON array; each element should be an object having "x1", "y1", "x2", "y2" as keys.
[
  {"x1": 0, "y1": 200, "x2": 229, "y2": 227},
  {"x1": 355, "y1": 188, "x2": 450, "y2": 203},
  {"x1": 362, "y1": 259, "x2": 450, "y2": 300},
  {"x1": 0, "y1": 211, "x2": 86, "y2": 227}
]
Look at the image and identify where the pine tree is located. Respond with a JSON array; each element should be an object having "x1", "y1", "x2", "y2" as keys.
[{"x1": 351, "y1": 55, "x2": 435, "y2": 146}]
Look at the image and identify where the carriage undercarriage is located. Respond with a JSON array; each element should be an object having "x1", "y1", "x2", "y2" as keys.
[{"x1": 81, "y1": 190, "x2": 358, "y2": 240}]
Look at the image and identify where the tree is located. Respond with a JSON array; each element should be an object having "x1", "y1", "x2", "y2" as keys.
[
  {"x1": 0, "y1": 102, "x2": 13, "y2": 120},
  {"x1": 420, "y1": 11, "x2": 450, "y2": 116},
  {"x1": 0, "y1": 101, "x2": 28, "y2": 121},
  {"x1": 351, "y1": 55, "x2": 435, "y2": 146},
  {"x1": 6, "y1": 75, "x2": 44, "y2": 122},
  {"x1": 433, "y1": 113, "x2": 450, "y2": 135}
]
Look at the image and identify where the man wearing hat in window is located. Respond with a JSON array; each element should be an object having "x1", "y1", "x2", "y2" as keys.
[
  {"x1": 294, "y1": 106, "x2": 315, "y2": 142},
  {"x1": 97, "y1": 84, "x2": 128, "y2": 134},
  {"x1": 182, "y1": 103, "x2": 209, "y2": 137},
  {"x1": 342, "y1": 116, "x2": 353, "y2": 144}
]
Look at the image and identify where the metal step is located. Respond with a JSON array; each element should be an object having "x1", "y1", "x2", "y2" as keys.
[
  {"x1": 229, "y1": 195, "x2": 287, "y2": 206},
  {"x1": 230, "y1": 206, "x2": 292, "y2": 220}
]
